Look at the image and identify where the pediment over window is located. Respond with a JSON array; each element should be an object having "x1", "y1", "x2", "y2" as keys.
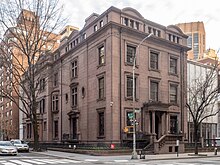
[
  {"x1": 70, "y1": 82, "x2": 79, "y2": 87},
  {"x1": 67, "y1": 110, "x2": 80, "y2": 118},
  {"x1": 122, "y1": 7, "x2": 144, "y2": 19}
]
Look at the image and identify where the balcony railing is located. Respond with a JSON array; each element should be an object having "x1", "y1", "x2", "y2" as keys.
[{"x1": 62, "y1": 133, "x2": 79, "y2": 141}]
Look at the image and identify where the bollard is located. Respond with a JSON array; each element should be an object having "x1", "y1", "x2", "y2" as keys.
[{"x1": 214, "y1": 147, "x2": 217, "y2": 155}]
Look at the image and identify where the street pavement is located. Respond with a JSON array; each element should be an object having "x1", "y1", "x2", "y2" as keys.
[
  {"x1": 1, "y1": 151, "x2": 220, "y2": 164},
  {"x1": 34, "y1": 150, "x2": 220, "y2": 163}
]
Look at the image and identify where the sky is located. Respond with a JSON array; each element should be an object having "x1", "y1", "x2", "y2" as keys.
[{"x1": 61, "y1": 0, "x2": 220, "y2": 51}]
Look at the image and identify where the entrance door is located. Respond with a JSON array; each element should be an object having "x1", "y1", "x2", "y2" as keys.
[
  {"x1": 170, "y1": 116, "x2": 177, "y2": 134},
  {"x1": 155, "y1": 113, "x2": 162, "y2": 139},
  {"x1": 72, "y1": 118, "x2": 77, "y2": 139}
]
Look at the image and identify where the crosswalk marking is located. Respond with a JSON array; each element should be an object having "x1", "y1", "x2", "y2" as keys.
[
  {"x1": 0, "y1": 159, "x2": 82, "y2": 165},
  {"x1": 114, "y1": 160, "x2": 129, "y2": 162},
  {"x1": 84, "y1": 159, "x2": 99, "y2": 162},
  {"x1": 9, "y1": 160, "x2": 32, "y2": 165},
  {"x1": 32, "y1": 159, "x2": 57, "y2": 164},
  {"x1": 0, "y1": 162, "x2": 17, "y2": 165},
  {"x1": 21, "y1": 159, "x2": 46, "y2": 164}
]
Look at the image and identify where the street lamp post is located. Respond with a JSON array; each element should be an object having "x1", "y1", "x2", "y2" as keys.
[{"x1": 131, "y1": 33, "x2": 153, "y2": 159}]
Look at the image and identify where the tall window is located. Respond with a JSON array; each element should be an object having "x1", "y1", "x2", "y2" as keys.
[
  {"x1": 130, "y1": 20, "x2": 134, "y2": 28},
  {"x1": 43, "y1": 121, "x2": 47, "y2": 131},
  {"x1": 150, "y1": 81, "x2": 158, "y2": 101},
  {"x1": 71, "y1": 86, "x2": 77, "y2": 107},
  {"x1": 193, "y1": 33, "x2": 199, "y2": 59},
  {"x1": 100, "y1": 20, "x2": 103, "y2": 27},
  {"x1": 170, "y1": 84, "x2": 177, "y2": 103},
  {"x1": 52, "y1": 94, "x2": 59, "y2": 112},
  {"x1": 98, "y1": 46, "x2": 105, "y2": 65},
  {"x1": 124, "y1": 18, "x2": 128, "y2": 26},
  {"x1": 170, "y1": 57, "x2": 177, "y2": 74},
  {"x1": 94, "y1": 25, "x2": 98, "y2": 32},
  {"x1": 39, "y1": 98, "x2": 45, "y2": 114},
  {"x1": 127, "y1": 45, "x2": 136, "y2": 64},
  {"x1": 39, "y1": 78, "x2": 45, "y2": 91},
  {"x1": 54, "y1": 120, "x2": 58, "y2": 139},
  {"x1": 150, "y1": 51, "x2": 159, "y2": 70},
  {"x1": 53, "y1": 73, "x2": 58, "y2": 87},
  {"x1": 135, "y1": 22, "x2": 139, "y2": 30},
  {"x1": 98, "y1": 77, "x2": 104, "y2": 99},
  {"x1": 98, "y1": 111, "x2": 105, "y2": 136},
  {"x1": 127, "y1": 76, "x2": 136, "y2": 98},
  {"x1": 71, "y1": 60, "x2": 77, "y2": 78},
  {"x1": 83, "y1": 33, "x2": 86, "y2": 40},
  {"x1": 187, "y1": 35, "x2": 192, "y2": 48},
  {"x1": 27, "y1": 123, "x2": 32, "y2": 139}
]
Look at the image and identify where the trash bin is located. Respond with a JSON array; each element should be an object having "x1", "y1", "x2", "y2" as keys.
[{"x1": 214, "y1": 147, "x2": 217, "y2": 155}]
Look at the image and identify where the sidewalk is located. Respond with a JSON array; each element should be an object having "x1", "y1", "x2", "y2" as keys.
[{"x1": 34, "y1": 150, "x2": 220, "y2": 162}]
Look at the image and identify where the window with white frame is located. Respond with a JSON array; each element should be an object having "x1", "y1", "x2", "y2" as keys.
[
  {"x1": 170, "y1": 57, "x2": 177, "y2": 74},
  {"x1": 39, "y1": 98, "x2": 45, "y2": 114},
  {"x1": 98, "y1": 46, "x2": 105, "y2": 65},
  {"x1": 52, "y1": 94, "x2": 59, "y2": 112},
  {"x1": 150, "y1": 81, "x2": 159, "y2": 101},
  {"x1": 71, "y1": 86, "x2": 77, "y2": 107},
  {"x1": 127, "y1": 45, "x2": 136, "y2": 64},
  {"x1": 150, "y1": 51, "x2": 159, "y2": 70},
  {"x1": 98, "y1": 77, "x2": 104, "y2": 99},
  {"x1": 126, "y1": 76, "x2": 136, "y2": 98},
  {"x1": 71, "y1": 60, "x2": 77, "y2": 78},
  {"x1": 170, "y1": 84, "x2": 178, "y2": 104}
]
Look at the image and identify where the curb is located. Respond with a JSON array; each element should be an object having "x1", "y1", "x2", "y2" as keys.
[{"x1": 141, "y1": 154, "x2": 220, "y2": 161}]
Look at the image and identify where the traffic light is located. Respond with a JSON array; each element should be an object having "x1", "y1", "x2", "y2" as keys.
[{"x1": 124, "y1": 126, "x2": 134, "y2": 133}]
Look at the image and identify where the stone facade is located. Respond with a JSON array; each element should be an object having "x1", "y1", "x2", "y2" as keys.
[{"x1": 22, "y1": 6, "x2": 190, "y2": 153}]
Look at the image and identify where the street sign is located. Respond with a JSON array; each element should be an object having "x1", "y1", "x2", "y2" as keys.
[{"x1": 128, "y1": 112, "x2": 134, "y2": 119}]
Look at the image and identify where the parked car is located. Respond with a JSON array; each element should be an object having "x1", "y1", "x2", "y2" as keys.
[
  {"x1": 10, "y1": 139, "x2": 29, "y2": 152},
  {"x1": 0, "y1": 141, "x2": 18, "y2": 156}
]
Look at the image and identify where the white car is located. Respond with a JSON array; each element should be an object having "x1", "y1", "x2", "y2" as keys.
[
  {"x1": 0, "y1": 141, "x2": 18, "y2": 155},
  {"x1": 11, "y1": 139, "x2": 29, "y2": 152}
]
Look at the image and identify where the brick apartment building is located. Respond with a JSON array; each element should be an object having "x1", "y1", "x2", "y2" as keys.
[
  {"x1": 21, "y1": 6, "x2": 190, "y2": 153},
  {"x1": 176, "y1": 22, "x2": 206, "y2": 60},
  {"x1": 0, "y1": 9, "x2": 60, "y2": 140}
]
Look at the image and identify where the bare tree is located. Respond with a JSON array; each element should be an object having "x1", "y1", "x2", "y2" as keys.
[
  {"x1": 0, "y1": 0, "x2": 66, "y2": 151},
  {"x1": 186, "y1": 61, "x2": 219, "y2": 155}
]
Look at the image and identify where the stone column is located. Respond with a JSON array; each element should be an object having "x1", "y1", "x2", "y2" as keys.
[
  {"x1": 145, "y1": 111, "x2": 150, "y2": 133},
  {"x1": 152, "y1": 111, "x2": 155, "y2": 134},
  {"x1": 165, "y1": 112, "x2": 169, "y2": 134}
]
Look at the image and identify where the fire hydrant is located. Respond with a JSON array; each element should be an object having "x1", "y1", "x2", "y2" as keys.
[{"x1": 214, "y1": 147, "x2": 217, "y2": 155}]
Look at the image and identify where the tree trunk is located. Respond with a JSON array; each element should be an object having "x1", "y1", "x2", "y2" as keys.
[
  {"x1": 194, "y1": 124, "x2": 199, "y2": 155},
  {"x1": 32, "y1": 112, "x2": 39, "y2": 151}
]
